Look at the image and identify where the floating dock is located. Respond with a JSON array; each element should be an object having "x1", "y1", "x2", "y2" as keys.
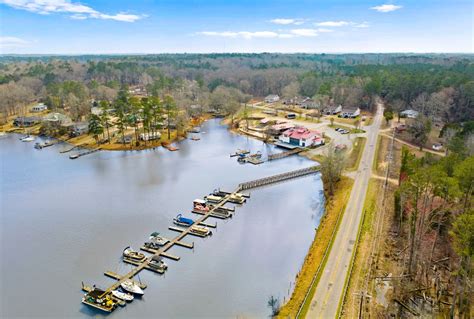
[
  {"x1": 81, "y1": 165, "x2": 320, "y2": 313},
  {"x1": 69, "y1": 148, "x2": 101, "y2": 159}
]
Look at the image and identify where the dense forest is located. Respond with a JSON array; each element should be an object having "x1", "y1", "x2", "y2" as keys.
[{"x1": 1, "y1": 53, "x2": 473, "y2": 126}]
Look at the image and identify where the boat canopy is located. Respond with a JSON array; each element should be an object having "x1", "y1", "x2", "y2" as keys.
[
  {"x1": 176, "y1": 214, "x2": 194, "y2": 225},
  {"x1": 150, "y1": 232, "x2": 161, "y2": 237},
  {"x1": 193, "y1": 199, "x2": 206, "y2": 204}
]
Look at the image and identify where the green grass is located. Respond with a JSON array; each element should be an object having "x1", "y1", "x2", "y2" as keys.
[
  {"x1": 346, "y1": 137, "x2": 367, "y2": 171},
  {"x1": 337, "y1": 178, "x2": 379, "y2": 318},
  {"x1": 277, "y1": 177, "x2": 354, "y2": 319}
]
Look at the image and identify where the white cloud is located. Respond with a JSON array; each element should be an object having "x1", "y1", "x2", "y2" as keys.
[
  {"x1": 0, "y1": 0, "x2": 144, "y2": 22},
  {"x1": 0, "y1": 36, "x2": 30, "y2": 47},
  {"x1": 354, "y1": 22, "x2": 369, "y2": 28},
  {"x1": 290, "y1": 29, "x2": 318, "y2": 37},
  {"x1": 270, "y1": 18, "x2": 304, "y2": 25},
  {"x1": 315, "y1": 21, "x2": 349, "y2": 27},
  {"x1": 198, "y1": 31, "x2": 280, "y2": 39},
  {"x1": 316, "y1": 28, "x2": 334, "y2": 33},
  {"x1": 370, "y1": 4, "x2": 402, "y2": 12},
  {"x1": 198, "y1": 28, "x2": 326, "y2": 39}
]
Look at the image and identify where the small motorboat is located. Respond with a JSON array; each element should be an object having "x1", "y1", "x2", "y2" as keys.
[
  {"x1": 20, "y1": 135, "x2": 35, "y2": 142},
  {"x1": 144, "y1": 232, "x2": 169, "y2": 249},
  {"x1": 190, "y1": 225, "x2": 212, "y2": 237},
  {"x1": 112, "y1": 290, "x2": 134, "y2": 302},
  {"x1": 69, "y1": 153, "x2": 79, "y2": 159},
  {"x1": 192, "y1": 199, "x2": 209, "y2": 212},
  {"x1": 191, "y1": 135, "x2": 200, "y2": 141},
  {"x1": 173, "y1": 214, "x2": 194, "y2": 227},
  {"x1": 148, "y1": 255, "x2": 168, "y2": 271},
  {"x1": 189, "y1": 126, "x2": 201, "y2": 133},
  {"x1": 205, "y1": 195, "x2": 223, "y2": 203},
  {"x1": 123, "y1": 246, "x2": 146, "y2": 261},
  {"x1": 120, "y1": 280, "x2": 144, "y2": 295}
]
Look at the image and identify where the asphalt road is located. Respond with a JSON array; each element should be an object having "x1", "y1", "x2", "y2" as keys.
[{"x1": 306, "y1": 103, "x2": 383, "y2": 318}]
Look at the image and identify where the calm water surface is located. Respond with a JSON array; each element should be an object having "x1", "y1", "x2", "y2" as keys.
[{"x1": 0, "y1": 120, "x2": 324, "y2": 318}]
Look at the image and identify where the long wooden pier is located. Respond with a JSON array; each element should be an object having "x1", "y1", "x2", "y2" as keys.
[
  {"x1": 267, "y1": 148, "x2": 304, "y2": 161},
  {"x1": 82, "y1": 165, "x2": 321, "y2": 312},
  {"x1": 238, "y1": 165, "x2": 320, "y2": 190}
]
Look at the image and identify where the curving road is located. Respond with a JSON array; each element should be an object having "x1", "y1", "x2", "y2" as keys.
[{"x1": 306, "y1": 103, "x2": 383, "y2": 318}]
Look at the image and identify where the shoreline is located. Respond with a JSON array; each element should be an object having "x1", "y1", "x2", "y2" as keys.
[
  {"x1": 1, "y1": 114, "x2": 211, "y2": 152},
  {"x1": 277, "y1": 176, "x2": 354, "y2": 318}
]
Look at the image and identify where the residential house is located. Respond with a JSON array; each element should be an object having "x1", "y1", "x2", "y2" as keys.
[
  {"x1": 324, "y1": 105, "x2": 342, "y2": 115},
  {"x1": 340, "y1": 107, "x2": 361, "y2": 118},
  {"x1": 69, "y1": 122, "x2": 89, "y2": 137},
  {"x1": 264, "y1": 94, "x2": 280, "y2": 103},
  {"x1": 31, "y1": 103, "x2": 48, "y2": 112},
  {"x1": 400, "y1": 109, "x2": 419, "y2": 119},
  {"x1": 278, "y1": 127, "x2": 324, "y2": 147},
  {"x1": 42, "y1": 112, "x2": 72, "y2": 126},
  {"x1": 13, "y1": 116, "x2": 40, "y2": 127}
]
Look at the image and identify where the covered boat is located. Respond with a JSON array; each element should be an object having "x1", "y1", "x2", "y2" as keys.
[
  {"x1": 144, "y1": 232, "x2": 169, "y2": 249},
  {"x1": 120, "y1": 280, "x2": 144, "y2": 295},
  {"x1": 111, "y1": 290, "x2": 134, "y2": 302},
  {"x1": 123, "y1": 246, "x2": 146, "y2": 261},
  {"x1": 192, "y1": 199, "x2": 209, "y2": 212},
  {"x1": 228, "y1": 193, "x2": 246, "y2": 204},
  {"x1": 148, "y1": 255, "x2": 168, "y2": 271},
  {"x1": 190, "y1": 225, "x2": 211, "y2": 237},
  {"x1": 205, "y1": 195, "x2": 223, "y2": 203},
  {"x1": 82, "y1": 288, "x2": 116, "y2": 312},
  {"x1": 173, "y1": 214, "x2": 194, "y2": 227}
]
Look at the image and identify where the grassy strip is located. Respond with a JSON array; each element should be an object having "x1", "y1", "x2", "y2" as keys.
[
  {"x1": 337, "y1": 178, "x2": 380, "y2": 318},
  {"x1": 372, "y1": 135, "x2": 382, "y2": 172},
  {"x1": 346, "y1": 137, "x2": 367, "y2": 171},
  {"x1": 277, "y1": 177, "x2": 354, "y2": 318}
]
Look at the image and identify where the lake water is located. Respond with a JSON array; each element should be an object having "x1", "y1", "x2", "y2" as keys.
[{"x1": 0, "y1": 119, "x2": 324, "y2": 318}]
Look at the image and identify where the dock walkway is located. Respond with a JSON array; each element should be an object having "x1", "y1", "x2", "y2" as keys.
[{"x1": 83, "y1": 165, "x2": 321, "y2": 311}]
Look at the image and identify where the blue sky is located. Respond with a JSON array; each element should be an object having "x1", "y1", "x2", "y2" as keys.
[{"x1": 0, "y1": 0, "x2": 472, "y2": 54}]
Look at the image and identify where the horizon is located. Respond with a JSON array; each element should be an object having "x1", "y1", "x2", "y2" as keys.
[{"x1": 1, "y1": 0, "x2": 472, "y2": 54}]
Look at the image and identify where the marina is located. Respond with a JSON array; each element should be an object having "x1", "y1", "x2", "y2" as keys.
[
  {"x1": 1, "y1": 119, "x2": 324, "y2": 318},
  {"x1": 81, "y1": 165, "x2": 320, "y2": 313}
]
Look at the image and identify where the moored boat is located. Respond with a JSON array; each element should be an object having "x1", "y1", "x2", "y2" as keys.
[
  {"x1": 228, "y1": 193, "x2": 246, "y2": 204},
  {"x1": 82, "y1": 288, "x2": 116, "y2": 312},
  {"x1": 173, "y1": 214, "x2": 194, "y2": 227},
  {"x1": 148, "y1": 255, "x2": 168, "y2": 271},
  {"x1": 204, "y1": 194, "x2": 223, "y2": 203},
  {"x1": 120, "y1": 280, "x2": 144, "y2": 295},
  {"x1": 20, "y1": 135, "x2": 35, "y2": 142},
  {"x1": 192, "y1": 199, "x2": 209, "y2": 213},
  {"x1": 112, "y1": 290, "x2": 134, "y2": 302},
  {"x1": 190, "y1": 225, "x2": 211, "y2": 237},
  {"x1": 144, "y1": 232, "x2": 169, "y2": 249},
  {"x1": 123, "y1": 246, "x2": 146, "y2": 262}
]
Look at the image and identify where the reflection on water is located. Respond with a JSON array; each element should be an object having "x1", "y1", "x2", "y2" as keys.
[{"x1": 0, "y1": 120, "x2": 324, "y2": 318}]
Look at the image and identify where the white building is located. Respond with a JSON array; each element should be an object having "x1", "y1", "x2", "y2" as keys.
[
  {"x1": 278, "y1": 127, "x2": 324, "y2": 147},
  {"x1": 400, "y1": 109, "x2": 419, "y2": 119},
  {"x1": 31, "y1": 103, "x2": 47, "y2": 112},
  {"x1": 341, "y1": 107, "x2": 360, "y2": 118},
  {"x1": 264, "y1": 94, "x2": 280, "y2": 103}
]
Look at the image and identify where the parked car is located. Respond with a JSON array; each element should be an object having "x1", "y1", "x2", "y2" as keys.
[
  {"x1": 335, "y1": 127, "x2": 342, "y2": 132},
  {"x1": 340, "y1": 129, "x2": 349, "y2": 134},
  {"x1": 432, "y1": 143, "x2": 443, "y2": 151},
  {"x1": 286, "y1": 113, "x2": 296, "y2": 119}
]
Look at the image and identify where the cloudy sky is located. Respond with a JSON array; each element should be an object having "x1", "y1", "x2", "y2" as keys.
[{"x1": 0, "y1": 0, "x2": 472, "y2": 54}]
